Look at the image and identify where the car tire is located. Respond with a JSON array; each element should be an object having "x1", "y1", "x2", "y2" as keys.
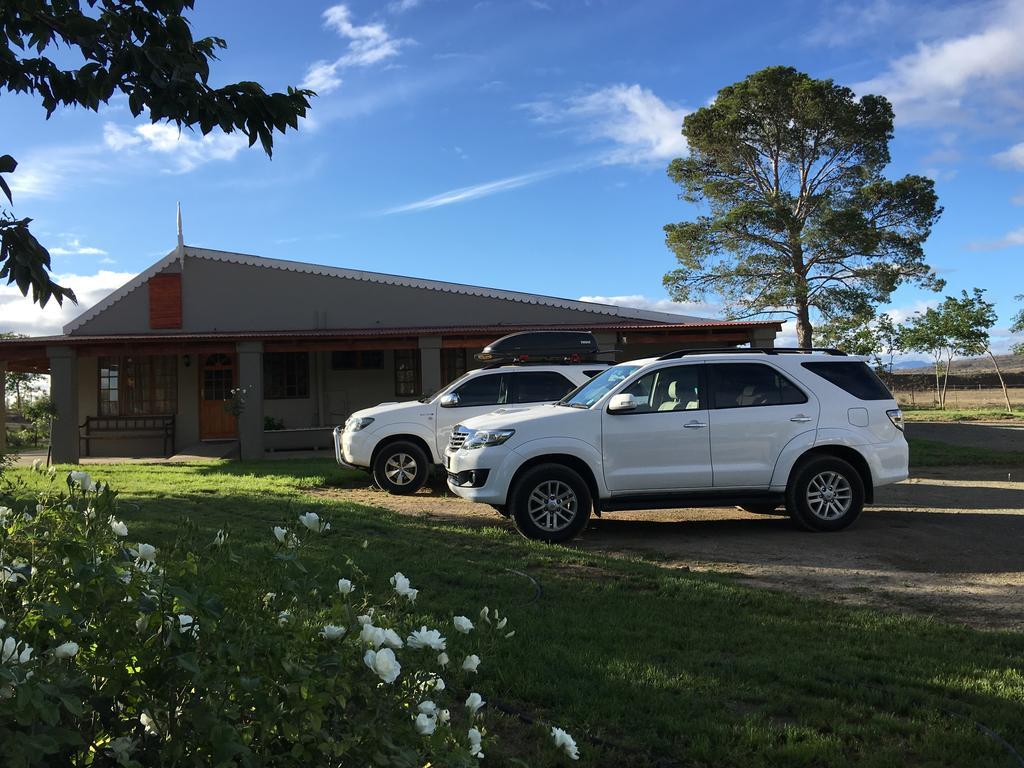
[
  {"x1": 373, "y1": 441, "x2": 429, "y2": 495},
  {"x1": 737, "y1": 504, "x2": 785, "y2": 516},
  {"x1": 786, "y1": 456, "x2": 864, "y2": 532},
  {"x1": 509, "y1": 463, "x2": 591, "y2": 543},
  {"x1": 490, "y1": 504, "x2": 510, "y2": 518}
]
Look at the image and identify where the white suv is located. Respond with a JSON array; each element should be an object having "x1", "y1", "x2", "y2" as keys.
[
  {"x1": 445, "y1": 349, "x2": 908, "y2": 541},
  {"x1": 333, "y1": 363, "x2": 605, "y2": 494}
]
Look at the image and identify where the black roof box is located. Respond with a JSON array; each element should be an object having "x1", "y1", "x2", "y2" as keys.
[{"x1": 475, "y1": 331, "x2": 603, "y2": 364}]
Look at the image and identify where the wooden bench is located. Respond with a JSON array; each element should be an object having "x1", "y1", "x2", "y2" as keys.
[{"x1": 80, "y1": 415, "x2": 175, "y2": 458}]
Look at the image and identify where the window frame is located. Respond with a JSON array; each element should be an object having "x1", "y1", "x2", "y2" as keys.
[
  {"x1": 263, "y1": 352, "x2": 311, "y2": 400},
  {"x1": 707, "y1": 362, "x2": 808, "y2": 410},
  {"x1": 606, "y1": 364, "x2": 707, "y2": 415},
  {"x1": 510, "y1": 370, "x2": 578, "y2": 404},
  {"x1": 97, "y1": 355, "x2": 178, "y2": 416},
  {"x1": 440, "y1": 348, "x2": 469, "y2": 385},
  {"x1": 330, "y1": 350, "x2": 384, "y2": 370},
  {"x1": 394, "y1": 349, "x2": 421, "y2": 398},
  {"x1": 800, "y1": 361, "x2": 893, "y2": 401},
  {"x1": 449, "y1": 372, "x2": 509, "y2": 408}
]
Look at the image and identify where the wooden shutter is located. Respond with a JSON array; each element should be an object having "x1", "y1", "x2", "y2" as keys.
[{"x1": 148, "y1": 273, "x2": 182, "y2": 329}]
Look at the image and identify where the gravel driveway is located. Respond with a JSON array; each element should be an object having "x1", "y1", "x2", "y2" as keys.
[{"x1": 321, "y1": 458, "x2": 1024, "y2": 631}]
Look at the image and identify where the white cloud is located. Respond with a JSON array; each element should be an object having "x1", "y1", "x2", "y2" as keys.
[
  {"x1": 853, "y1": 1, "x2": 1024, "y2": 122},
  {"x1": 881, "y1": 299, "x2": 941, "y2": 325},
  {"x1": 48, "y1": 238, "x2": 107, "y2": 256},
  {"x1": 1012, "y1": 192, "x2": 1024, "y2": 205},
  {"x1": 968, "y1": 226, "x2": 1024, "y2": 251},
  {"x1": 6, "y1": 145, "x2": 105, "y2": 200},
  {"x1": 389, "y1": 0, "x2": 423, "y2": 12},
  {"x1": 524, "y1": 84, "x2": 689, "y2": 165},
  {"x1": 301, "y1": 60, "x2": 344, "y2": 94},
  {"x1": 577, "y1": 294, "x2": 717, "y2": 318},
  {"x1": 102, "y1": 122, "x2": 247, "y2": 173},
  {"x1": 995, "y1": 141, "x2": 1024, "y2": 169},
  {"x1": 805, "y1": 0, "x2": 898, "y2": 47},
  {"x1": 322, "y1": 5, "x2": 409, "y2": 67},
  {"x1": 382, "y1": 166, "x2": 576, "y2": 214},
  {"x1": 0, "y1": 270, "x2": 135, "y2": 337}
]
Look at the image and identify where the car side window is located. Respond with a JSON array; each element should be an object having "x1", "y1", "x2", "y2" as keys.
[
  {"x1": 709, "y1": 363, "x2": 807, "y2": 409},
  {"x1": 617, "y1": 365, "x2": 703, "y2": 414},
  {"x1": 512, "y1": 372, "x2": 577, "y2": 403},
  {"x1": 453, "y1": 374, "x2": 508, "y2": 407}
]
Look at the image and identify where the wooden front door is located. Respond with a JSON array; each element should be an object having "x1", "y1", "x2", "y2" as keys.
[{"x1": 199, "y1": 353, "x2": 237, "y2": 439}]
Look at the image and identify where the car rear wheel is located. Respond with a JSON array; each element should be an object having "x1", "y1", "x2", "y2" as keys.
[
  {"x1": 373, "y1": 441, "x2": 429, "y2": 495},
  {"x1": 786, "y1": 456, "x2": 864, "y2": 532},
  {"x1": 509, "y1": 463, "x2": 591, "y2": 543}
]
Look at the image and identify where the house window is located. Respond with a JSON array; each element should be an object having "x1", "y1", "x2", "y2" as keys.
[
  {"x1": 441, "y1": 348, "x2": 468, "y2": 384},
  {"x1": 331, "y1": 350, "x2": 384, "y2": 370},
  {"x1": 98, "y1": 356, "x2": 177, "y2": 416},
  {"x1": 394, "y1": 349, "x2": 420, "y2": 397},
  {"x1": 264, "y1": 352, "x2": 310, "y2": 399}
]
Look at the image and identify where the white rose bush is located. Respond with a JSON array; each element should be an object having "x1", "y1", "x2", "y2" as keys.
[{"x1": 0, "y1": 469, "x2": 583, "y2": 766}]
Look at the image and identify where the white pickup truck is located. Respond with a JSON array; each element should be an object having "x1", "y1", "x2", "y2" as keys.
[{"x1": 333, "y1": 361, "x2": 605, "y2": 493}]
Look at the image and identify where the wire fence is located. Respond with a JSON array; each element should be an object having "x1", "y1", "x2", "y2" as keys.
[{"x1": 891, "y1": 386, "x2": 1024, "y2": 410}]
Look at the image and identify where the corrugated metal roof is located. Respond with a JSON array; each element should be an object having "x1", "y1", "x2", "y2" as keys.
[
  {"x1": 62, "y1": 246, "x2": 716, "y2": 334},
  {"x1": 1, "y1": 319, "x2": 782, "y2": 350}
]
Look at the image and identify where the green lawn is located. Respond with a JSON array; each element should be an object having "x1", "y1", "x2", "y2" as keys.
[
  {"x1": 903, "y1": 407, "x2": 1024, "y2": 423},
  {"x1": 7, "y1": 460, "x2": 1024, "y2": 767},
  {"x1": 909, "y1": 438, "x2": 1024, "y2": 467}
]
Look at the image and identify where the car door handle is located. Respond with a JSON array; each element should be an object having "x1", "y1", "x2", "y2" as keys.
[
  {"x1": 683, "y1": 421, "x2": 707, "y2": 429},
  {"x1": 790, "y1": 415, "x2": 813, "y2": 423}
]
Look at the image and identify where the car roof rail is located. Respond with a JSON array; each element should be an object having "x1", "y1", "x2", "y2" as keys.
[
  {"x1": 656, "y1": 347, "x2": 847, "y2": 360},
  {"x1": 480, "y1": 359, "x2": 614, "y2": 370}
]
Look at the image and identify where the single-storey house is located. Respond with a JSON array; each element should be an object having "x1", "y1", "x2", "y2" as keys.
[{"x1": 0, "y1": 245, "x2": 781, "y2": 463}]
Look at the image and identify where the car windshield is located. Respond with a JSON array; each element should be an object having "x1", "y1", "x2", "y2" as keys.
[{"x1": 557, "y1": 365, "x2": 640, "y2": 408}]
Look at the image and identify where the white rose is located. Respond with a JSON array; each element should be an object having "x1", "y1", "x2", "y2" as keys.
[
  {"x1": 321, "y1": 624, "x2": 346, "y2": 640},
  {"x1": 551, "y1": 726, "x2": 580, "y2": 760},
  {"x1": 54, "y1": 641, "x2": 79, "y2": 659},
  {"x1": 363, "y1": 648, "x2": 401, "y2": 683}
]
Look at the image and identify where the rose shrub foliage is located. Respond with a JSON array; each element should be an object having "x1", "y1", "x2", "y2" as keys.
[{"x1": 0, "y1": 469, "x2": 578, "y2": 766}]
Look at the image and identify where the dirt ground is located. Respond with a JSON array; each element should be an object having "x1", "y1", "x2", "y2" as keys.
[{"x1": 319, "y1": 461, "x2": 1024, "y2": 632}]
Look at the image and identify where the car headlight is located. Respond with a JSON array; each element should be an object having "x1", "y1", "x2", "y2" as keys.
[
  {"x1": 463, "y1": 429, "x2": 515, "y2": 450},
  {"x1": 345, "y1": 416, "x2": 375, "y2": 432}
]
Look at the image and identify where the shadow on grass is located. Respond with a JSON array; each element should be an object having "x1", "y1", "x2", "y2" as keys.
[{"x1": 16, "y1": 460, "x2": 1024, "y2": 766}]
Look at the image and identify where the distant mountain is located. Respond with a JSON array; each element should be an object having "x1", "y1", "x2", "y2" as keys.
[{"x1": 891, "y1": 354, "x2": 1024, "y2": 374}]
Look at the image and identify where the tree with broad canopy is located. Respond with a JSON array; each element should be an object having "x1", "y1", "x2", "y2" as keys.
[{"x1": 663, "y1": 66, "x2": 944, "y2": 348}]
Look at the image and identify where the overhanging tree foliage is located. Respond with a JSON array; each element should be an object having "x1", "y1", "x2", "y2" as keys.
[
  {"x1": 0, "y1": 0, "x2": 313, "y2": 307},
  {"x1": 663, "y1": 66, "x2": 944, "y2": 347}
]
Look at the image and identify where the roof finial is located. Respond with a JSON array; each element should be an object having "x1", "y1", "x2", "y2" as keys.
[{"x1": 176, "y1": 201, "x2": 184, "y2": 269}]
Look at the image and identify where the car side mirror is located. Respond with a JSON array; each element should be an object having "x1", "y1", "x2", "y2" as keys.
[
  {"x1": 439, "y1": 393, "x2": 460, "y2": 408},
  {"x1": 607, "y1": 393, "x2": 640, "y2": 413}
]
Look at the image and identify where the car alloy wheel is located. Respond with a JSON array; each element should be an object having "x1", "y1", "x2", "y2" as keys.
[
  {"x1": 526, "y1": 479, "x2": 579, "y2": 533},
  {"x1": 384, "y1": 452, "x2": 418, "y2": 487},
  {"x1": 805, "y1": 470, "x2": 853, "y2": 521}
]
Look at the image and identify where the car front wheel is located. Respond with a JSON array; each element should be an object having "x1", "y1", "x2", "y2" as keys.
[
  {"x1": 509, "y1": 463, "x2": 591, "y2": 543},
  {"x1": 373, "y1": 441, "x2": 429, "y2": 495},
  {"x1": 786, "y1": 456, "x2": 864, "y2": 532}
]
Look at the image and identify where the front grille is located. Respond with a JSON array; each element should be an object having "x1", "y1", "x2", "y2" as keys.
[{"x1": 449, "y1": 427, "x2": 469, "y2": 450}]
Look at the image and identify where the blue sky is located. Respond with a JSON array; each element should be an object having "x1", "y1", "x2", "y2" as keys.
[{"x1": 3, "y1": 0, "x2": 1023, "y2": 349}]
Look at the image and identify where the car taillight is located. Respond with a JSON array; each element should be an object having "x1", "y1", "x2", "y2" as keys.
[{"x1": 886, "y1": 409, "x2": 904, "y2": 431}]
